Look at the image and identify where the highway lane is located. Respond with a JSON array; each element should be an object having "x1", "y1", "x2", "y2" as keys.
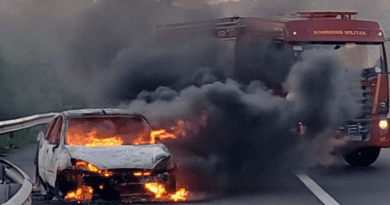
[
  {"x1": 3, "y1": 143, "x2": 322, "y2": 205},
  {"x1": 307, "y1": 148, "x2": 390, "y2": 205}
]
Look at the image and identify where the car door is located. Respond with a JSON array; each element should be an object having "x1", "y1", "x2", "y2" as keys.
[
  {"x1": 38, "y1": 117, "x2": 57, "y2": 182},
  {"x1": 44, "y1": 116, "x2": 63, "y2": 185}
]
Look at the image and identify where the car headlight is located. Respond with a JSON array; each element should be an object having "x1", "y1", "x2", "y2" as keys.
[
  {"x1": 153, "y1": 156, "x2": 176, "y2": 172},
  {"x1": 72, "y1": 159, "x2": 112, "y2": 177}
]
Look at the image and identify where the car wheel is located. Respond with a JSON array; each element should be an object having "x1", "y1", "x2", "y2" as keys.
[
  {"x1": 55, "y1": 174, "x2": 70, "y2": 198},
  {"x1": 44, "y1": 185, "x2": 55, "y2": 200},
  {"x1": 343, "y1": 147, "x2": 381, "y2": 167},
  {"x1": 46, "y1": 174, "x2": 70, "y2": 200}
]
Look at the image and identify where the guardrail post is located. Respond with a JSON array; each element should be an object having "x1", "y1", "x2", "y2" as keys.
[
  {"x1": 1, "y1": 165, "x2": 5, "y2": 184},
  {"x1": 9, "y1": 132, "x2": 14, "y2": 149}
]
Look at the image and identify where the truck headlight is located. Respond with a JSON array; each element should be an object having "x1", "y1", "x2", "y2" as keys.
[{"x1": 379, "y1": 120, "x2": 388, "y2": 130}]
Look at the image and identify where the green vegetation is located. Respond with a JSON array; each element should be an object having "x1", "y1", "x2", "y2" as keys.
[{"x1": 0, "y1": 126, "x2": 42, "y2": 156}]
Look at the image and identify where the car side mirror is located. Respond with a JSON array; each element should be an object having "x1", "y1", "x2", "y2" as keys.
[
  {"x1": 37, "y1": 132, "x2": 44, "y2": 141},
  {"x1": 52, "y1": 145, "x2": 59, "y2": 152}
]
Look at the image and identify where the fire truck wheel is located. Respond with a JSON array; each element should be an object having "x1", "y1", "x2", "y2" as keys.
[{"x1": 343, "y1": 147, "x2": 381, "y2": 167}]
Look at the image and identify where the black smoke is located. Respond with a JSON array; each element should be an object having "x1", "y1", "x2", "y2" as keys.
[{"x1": 118, "y1": 49, "x2": 361, "y2": 194}]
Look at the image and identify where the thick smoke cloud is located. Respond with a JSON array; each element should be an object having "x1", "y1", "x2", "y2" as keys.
[
  {"x1": 91, "y1": 39, "x2": 232, "y2": 105},
  {"x1": 117, "y1": 50, "x2": 361, "y2": 194},
  {"x1": 285, "y1": 50, "x2": 361, "y2": 133},
  {"x1": 120, "y1": 80, "x2": 295, "y2": 193}
]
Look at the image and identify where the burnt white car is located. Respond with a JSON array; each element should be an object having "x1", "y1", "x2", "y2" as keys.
[{"x1": 35, "y1": 109, "x2": 177, "y2": 202}]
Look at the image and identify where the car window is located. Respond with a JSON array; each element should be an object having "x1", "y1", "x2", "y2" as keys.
[
  {"x1": 50, "y1": 116, "x2": 63, "y2": 145},
  {"x1": 44, "y1": 118, "x2": 58, "y2": 142},
  {"x1": 66, "y1": 116, "x2": 151, "y2": 146}
]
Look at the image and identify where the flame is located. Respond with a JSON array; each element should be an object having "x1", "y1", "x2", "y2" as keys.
[
  {"x1": 144, "y1": 182, "x2": 167, "y2": 199},
  {"x1": 144, "y1": 182, "x2": 189, "y2": 202},
  {"x1": 67, "y1": 120, "x2": 187, "y2": 146},
  {"x1": 150, "y1": 129, "x2": 176, "y2": 144},
  {"x1": 170, "y1": 188, "x2": 189, "y2": 202},
  {"x1": 85, "y1": 135, "x2": 123, "y2": 147},
  {"x1": 133, "y1": 171, "x2": 151, "y2": 177},
  {"x1": 134, "y1": 120, "x2": 186, "y2": 145},
  {"x1": 75, "y1": 161, "x2": 112, "y2": 177},
  {"x1": 64, "y1": 185, "x2": 94, "y2": 201},
  {"x1": 67, "y1": 128, "x2": 123, "y2": 147}
]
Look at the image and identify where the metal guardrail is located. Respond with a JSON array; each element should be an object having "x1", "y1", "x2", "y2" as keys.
[
  {"x1": 0, "y1": 113, "x2": 58, "y2": 135},
  {"x1": 0, "y1": 159, "x2": 32, "y2": 205}
]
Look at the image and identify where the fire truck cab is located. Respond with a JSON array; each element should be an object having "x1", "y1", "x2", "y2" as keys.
[{"x1": 157, "y1": 11, "x2": 390, "y2": 167}]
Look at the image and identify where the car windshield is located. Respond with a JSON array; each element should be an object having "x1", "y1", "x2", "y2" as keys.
[
  {"x1": 293, "y1": 43, "x2": 384, "y2": 71},
  {"x1": 66, "y1": 116, "x2": 152, "y2": 147}
]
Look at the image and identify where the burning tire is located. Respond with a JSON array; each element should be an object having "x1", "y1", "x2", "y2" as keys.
[{"x1": 343, "y1": 147, "x2": 381, "y2": 167}]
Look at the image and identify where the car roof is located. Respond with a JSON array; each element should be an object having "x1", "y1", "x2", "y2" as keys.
[{"x1": 61, "y1": 108, "x2": 146, "y2": 120}]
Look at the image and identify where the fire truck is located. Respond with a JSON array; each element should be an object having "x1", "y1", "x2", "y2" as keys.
[{"x1": 157, "y1": 11, "x2": 389, "y2": 167}]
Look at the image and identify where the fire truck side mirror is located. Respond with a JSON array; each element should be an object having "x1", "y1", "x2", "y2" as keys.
[{"x1": 375, "y1": 67, "x2": 381, "y2": 73}]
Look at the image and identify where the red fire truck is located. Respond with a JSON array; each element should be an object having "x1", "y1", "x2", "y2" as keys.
[{"x1": 157, "y1": 11, "x2": 389, "y2": 167}]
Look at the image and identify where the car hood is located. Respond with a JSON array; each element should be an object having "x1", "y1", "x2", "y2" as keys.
[{"x1": 65, "y1": 143, "x2": 170, "y2": 170}]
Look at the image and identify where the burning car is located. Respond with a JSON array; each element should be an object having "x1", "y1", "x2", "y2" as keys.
[{"x1": 34, "y1": 108, "x2": 188, "y2": 203}]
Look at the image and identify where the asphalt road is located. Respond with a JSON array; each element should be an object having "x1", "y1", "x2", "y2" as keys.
[{"x1": 4, "y1": 143, "x2": 390, "y2": 204}]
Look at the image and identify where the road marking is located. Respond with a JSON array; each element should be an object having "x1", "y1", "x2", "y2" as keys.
[{"x1": 296, "y1": 173, "x2": 340, "y2": 205}]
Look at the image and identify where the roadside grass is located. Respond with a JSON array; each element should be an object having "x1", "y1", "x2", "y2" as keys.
[{"x1": 0, "y1": 126, "x2": 42, "y2": 156}]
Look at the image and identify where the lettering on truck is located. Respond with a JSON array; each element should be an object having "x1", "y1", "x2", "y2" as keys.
[{"x1": 313, "y1": 30, "x2": 367, "y2": 35}]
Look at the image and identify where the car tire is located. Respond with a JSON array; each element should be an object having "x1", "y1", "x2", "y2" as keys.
[
  {"x1": 343, "y1": 147, "x2": 381, "y2": 167},
  {"x1": 44, "y1": 185, "x2": 55, "y2": 201},
  {"x1": 55, "y1": 174, "x2": 69, "y2": 198}
]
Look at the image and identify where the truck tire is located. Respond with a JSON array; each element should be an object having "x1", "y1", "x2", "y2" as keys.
[{"x1": 343, "y1": 147, "x2": 380, "y2": 167}]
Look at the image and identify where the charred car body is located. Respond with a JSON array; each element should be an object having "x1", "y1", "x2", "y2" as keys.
[
  {"x1": 35, "y1": 109, "x2": 178, "y2": 202},
  {"x1": 157, "y1": 11, "x2": 390, "y2": 167}
]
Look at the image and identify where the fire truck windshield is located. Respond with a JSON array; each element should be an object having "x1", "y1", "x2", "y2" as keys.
[{"x1": 293, "y1": 43, "x2": 384, "y2": 72}]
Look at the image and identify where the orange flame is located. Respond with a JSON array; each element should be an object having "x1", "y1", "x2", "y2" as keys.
[
  {"x1": 135, "y1": 120, "x2": 186, "y2": 145},
  {"x1": 67, "y1": 129, "x2": 123, "y2": 147},
  {"x1": 67, "y1": 120, "x2": 186, "y2": 146},
  {"x1": 150, "y1": 129, "x2": 176, "y2": 144},
  {"x1": 144, "y1": 182, "x2": 167, "y2": 198},
  {"x1": 144, "y1": 182, "x2": 189, "y2": 202},
  {"x1": 75, "y1": 161, "x2": 112, "y2": 177},
  {"x1": 170, "y1": 188, "x2": 189, "y2": 202},
  {"x1": 64, "y1": 185, "x2": 94, "y2": 201}
]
